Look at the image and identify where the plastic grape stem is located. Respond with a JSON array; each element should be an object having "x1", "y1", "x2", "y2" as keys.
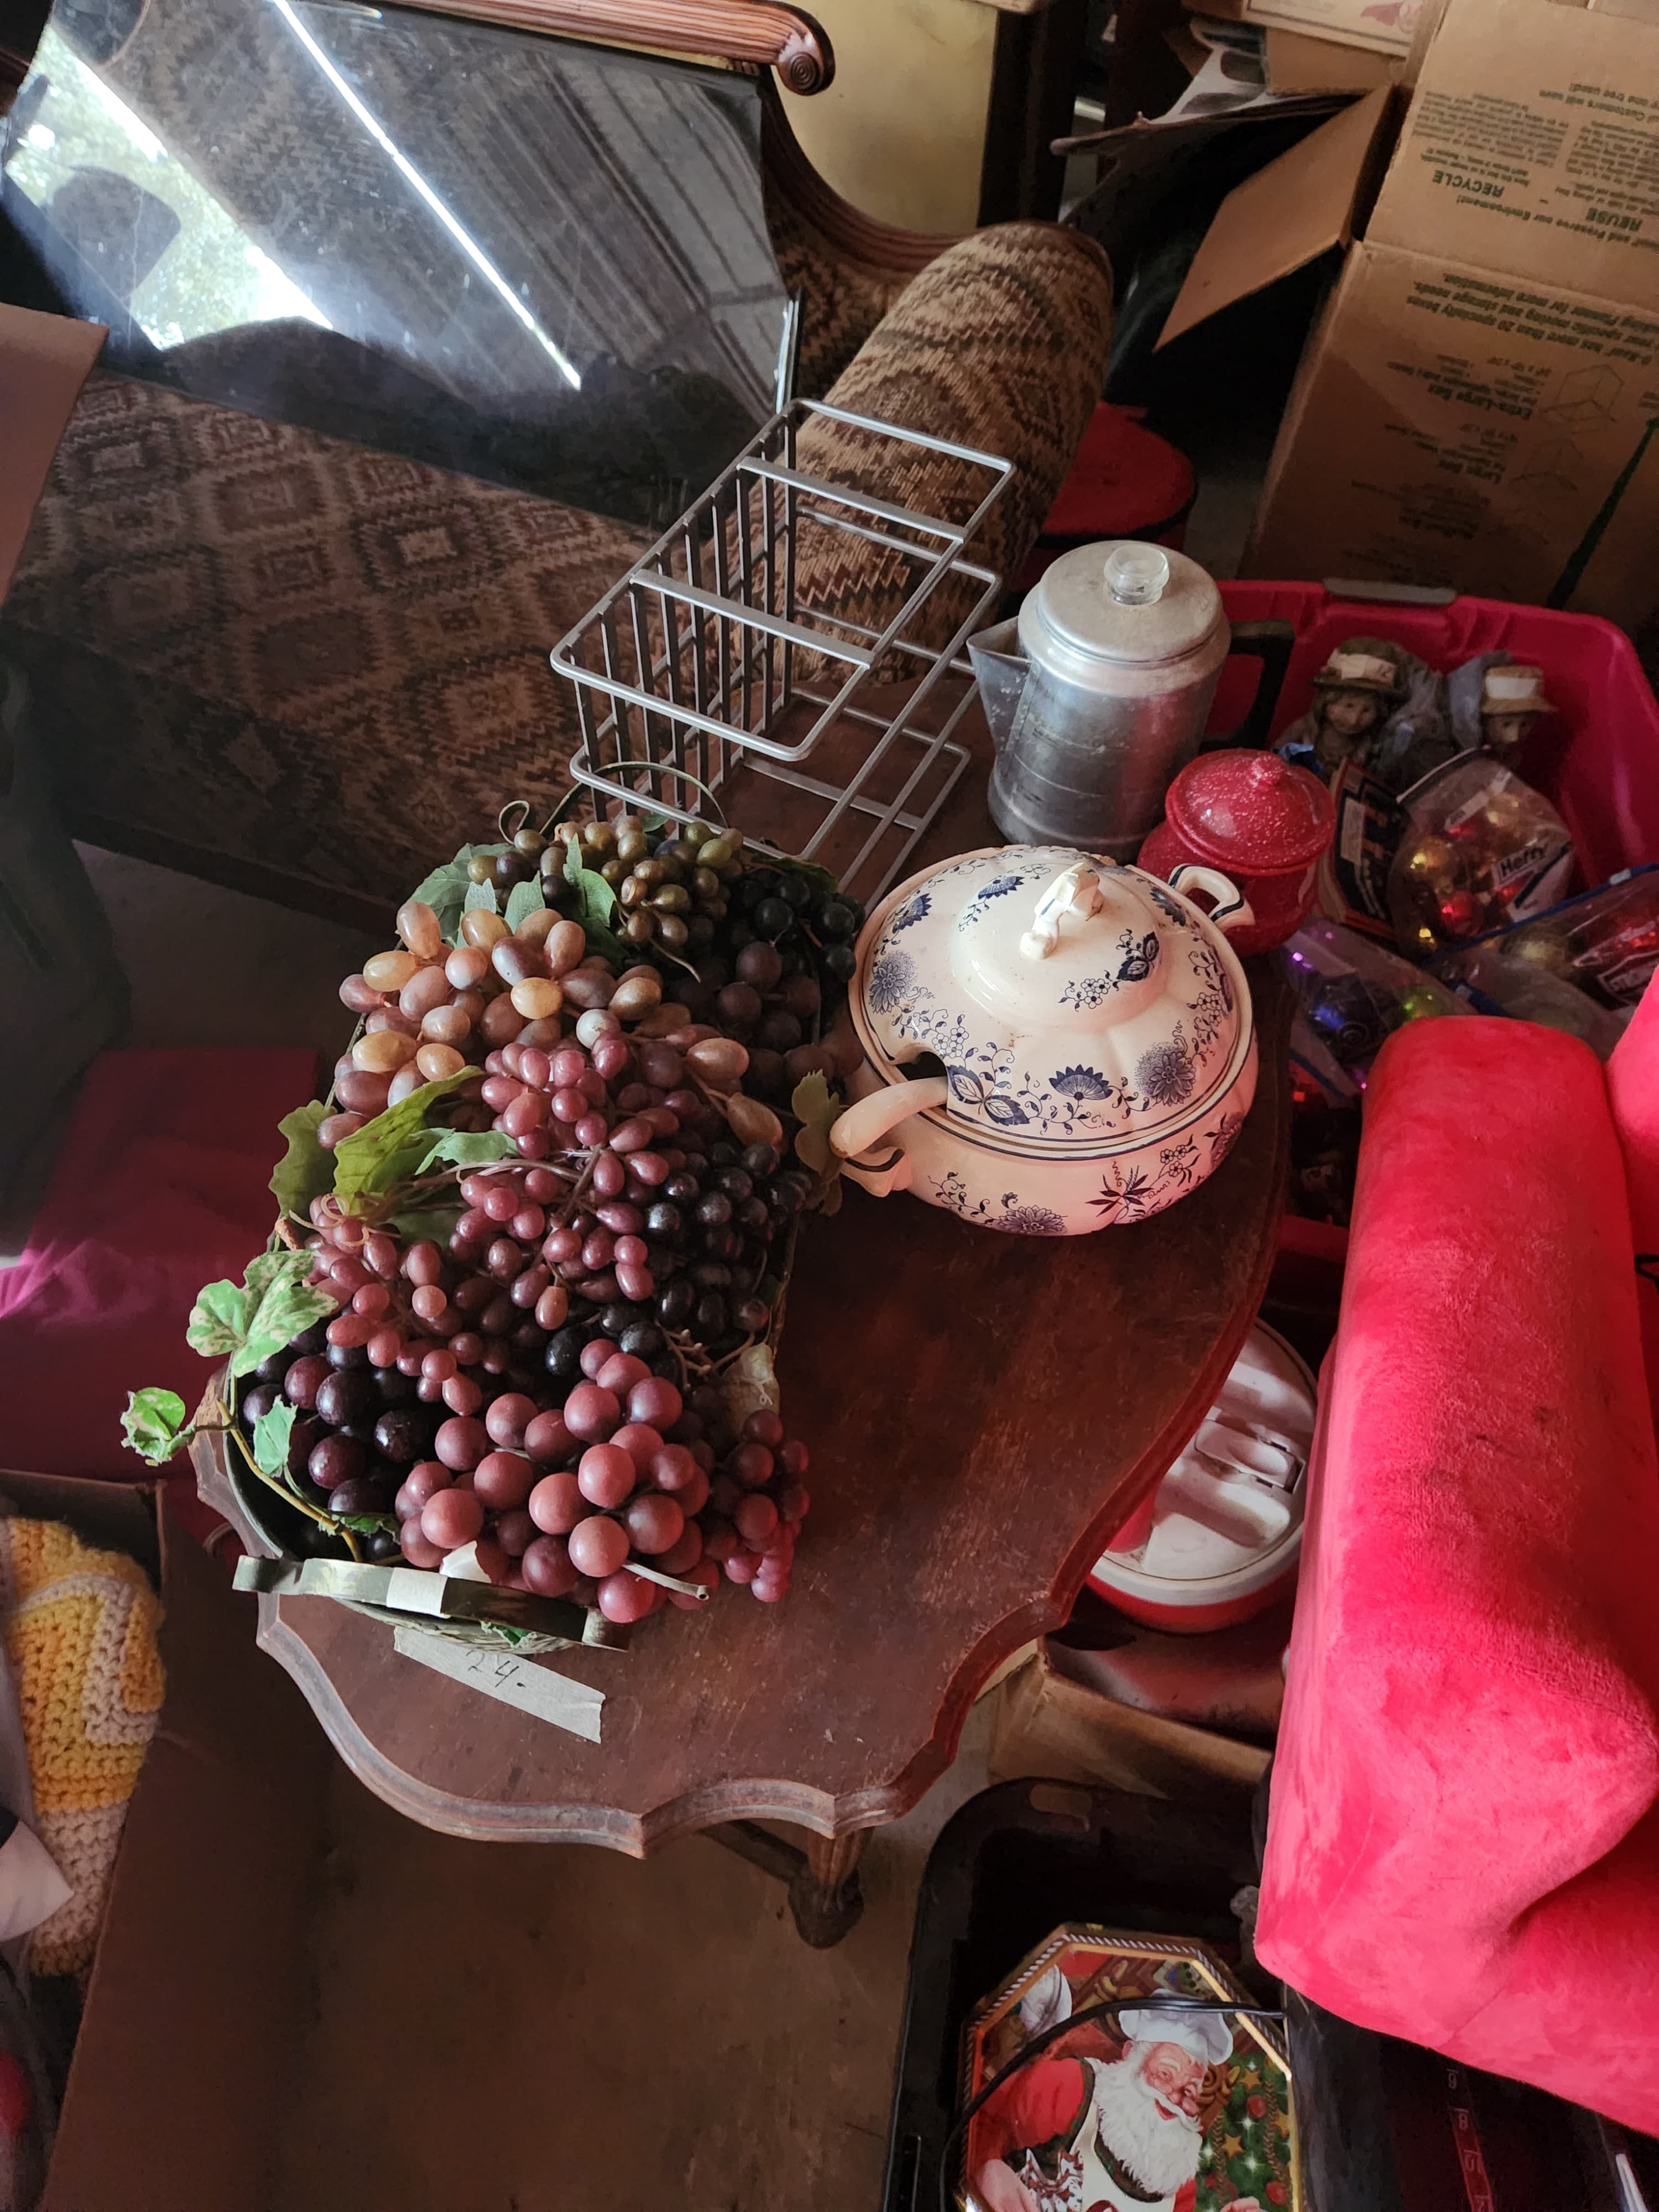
[{"x1": 222, "y1": 1413, "x2": 366, "y2": 1563}]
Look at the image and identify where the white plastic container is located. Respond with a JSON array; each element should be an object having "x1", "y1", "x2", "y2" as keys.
[{"x1": 1087, "y1": 1321, "x2": 1315, "y2": 1633}]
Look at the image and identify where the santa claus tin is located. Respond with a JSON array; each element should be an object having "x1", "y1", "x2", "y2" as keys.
[
  {"x1": 961, "y1": 1928, "x2": 1298, "y2": 2212},
  {"x1": 1139, "y1": 751, "x2": 1334, "y2": 958}
]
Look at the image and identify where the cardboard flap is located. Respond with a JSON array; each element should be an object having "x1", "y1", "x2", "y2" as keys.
[
  {"x1": 1264, "y1": 24, "x2": 1399, "y2": 88},
  {"x1": 1158, "y1": 87, "x2": 1392, "y2": 346},
  {"x1": 0, "y1": 305, "x2": 105, "y2": 607}
]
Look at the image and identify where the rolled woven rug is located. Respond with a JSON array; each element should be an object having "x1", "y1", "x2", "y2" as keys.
[{"x1": 791, "y1": 223, "x2": 1114, "y2": 676}]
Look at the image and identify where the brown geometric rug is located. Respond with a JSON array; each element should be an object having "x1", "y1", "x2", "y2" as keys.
[{"x1": 3, "y1": 369, "x2": 649, "y2": 917}]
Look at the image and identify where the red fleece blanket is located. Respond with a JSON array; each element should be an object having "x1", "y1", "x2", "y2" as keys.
[
  {"x1": 0, "y1": 1051, "x2": 316, "y2": 1516},
  {"x1": 1258, "y1": 1016, "x2": 1659, "y2": 2133}
]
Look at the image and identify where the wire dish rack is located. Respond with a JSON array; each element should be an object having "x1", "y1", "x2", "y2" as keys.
[{"x1": 550, "y1": 399, "x2": 1013, "y2": 903}]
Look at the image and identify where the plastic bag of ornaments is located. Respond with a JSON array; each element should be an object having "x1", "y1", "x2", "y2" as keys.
[
  {"x1": 1387, "y1": 753, "x2": 1573, "y2": 958},
  {"x1": 1281, "y1": 916, "x2": 1468, "y2": 1084},
  {"x1": 1431, "y1": 866, "x2": 1659, "y2": 1064}
]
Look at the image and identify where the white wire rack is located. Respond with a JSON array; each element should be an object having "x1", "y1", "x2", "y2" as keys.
[{"x1": 549, "y1": 399, "x2": 1013, "y2": 902}]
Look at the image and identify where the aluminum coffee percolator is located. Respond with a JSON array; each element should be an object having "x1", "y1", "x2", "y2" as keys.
[{"x1": 969, "y1": 541, "x2": 1291, "y2": 859}]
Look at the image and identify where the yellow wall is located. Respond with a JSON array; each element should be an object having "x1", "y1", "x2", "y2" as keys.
[{"x1": 780, "y1": 0, "x2": 998, "y2": 234}]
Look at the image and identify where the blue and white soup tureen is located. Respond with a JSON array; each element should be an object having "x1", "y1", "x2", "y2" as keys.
[{"x1": 828, "y1": 846, "x2": 1258, "y2": 1234}]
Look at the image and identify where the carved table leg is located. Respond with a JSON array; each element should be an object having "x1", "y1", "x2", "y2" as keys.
[
  {"x1": 789, "y1": 1828, "x2": 867, "y2": 1948},
  {"x1": 704, "y1": 1820, "x2": 869, "y2": 1947}
]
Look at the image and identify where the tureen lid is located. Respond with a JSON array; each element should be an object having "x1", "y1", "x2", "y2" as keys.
[
  {"x1": 1165, "y1": 749, "x2": 1334, "y2": 873},
  {"x1": 1017, "y1": 541, "x2": 1227, "y2": 687},
  {"x1": 854, "y1": 846, "x2": 1251, "y2": 1155}
]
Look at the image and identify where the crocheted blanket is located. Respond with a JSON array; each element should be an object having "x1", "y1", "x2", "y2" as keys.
[{"x1": 0, "y1": 1521, "x2": 163, "y2": 1979}]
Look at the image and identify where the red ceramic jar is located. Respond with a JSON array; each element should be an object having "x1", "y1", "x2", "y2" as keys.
[{"x1": 1138, "y1": 748, "x2": 1334, "y2": 957}]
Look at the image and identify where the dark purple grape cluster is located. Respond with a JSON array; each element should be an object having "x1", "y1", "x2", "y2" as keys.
[
  {"x1": 238, "y1": 1311, "x2": 812, "y2": 1620},
  {"x1": 674, "y1": 867, "x2": 865, "y2": 1104}
]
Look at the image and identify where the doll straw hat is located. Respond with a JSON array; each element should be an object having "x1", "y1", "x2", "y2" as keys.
[
  {"x1": 1480, "y1": 664, "x2": 1554, "y2": 717},
  {"x1": 1312, "y1": 650, "x2": 1402, "y2": 697}
]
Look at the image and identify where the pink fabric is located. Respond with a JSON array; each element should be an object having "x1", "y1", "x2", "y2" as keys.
[
  {"x1": 1608, "y1": 969, "x2": 1659, "y2": 1424},
  {"x1": 0, "y1": 1050, "x2": 316, "y2": 1517},
  {"x1": 1258, "y1": 1016, "x2": 1659, "y2": 2133}
]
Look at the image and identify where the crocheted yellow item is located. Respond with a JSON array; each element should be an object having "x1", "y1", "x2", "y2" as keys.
[{"x1": 0, "y1": 1520, "x2": 164, "y2": 1977}]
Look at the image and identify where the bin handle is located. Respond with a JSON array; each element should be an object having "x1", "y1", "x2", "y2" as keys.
[
  {"x1": 1202, "y1": 617, "x2": 1295, "y2": 753},
  {"x1": 1321, "y1": 577, "x2": 1458, "y2": 607}
]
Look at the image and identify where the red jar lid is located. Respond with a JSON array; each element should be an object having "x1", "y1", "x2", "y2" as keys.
[{"x1": 1166, "y1": 748, "x2": 1334, "y2": 873}]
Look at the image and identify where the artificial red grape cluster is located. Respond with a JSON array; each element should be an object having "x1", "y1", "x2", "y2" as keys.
[
  {"x1": 240, "y1": 977, "x2": 817, "y2": 1620},
  {"x1": 237, "y1": 823, "x2": 846, "y2": 1626}
]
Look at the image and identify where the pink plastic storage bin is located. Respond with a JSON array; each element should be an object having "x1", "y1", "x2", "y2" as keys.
[
  {"x1": 1212, "y1": 582, "x2": 1659, "y2": 889},
  {"x1": 1213, "y1": 583, "x2": 1659, "y2": 1296}
]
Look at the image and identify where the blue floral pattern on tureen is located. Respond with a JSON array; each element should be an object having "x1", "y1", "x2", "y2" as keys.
[
  {"x1": 1087, "y1": 1110, "x2": 1245, "y2": 1224},
  {"x1": 1057, "y1": 929, "x2": 1162, "y2": 1010},
  {"x1": 931, "y1": 1171, "x2": 1066, "y2": 1234},
  {"x1": 954, "y1": 870, "x2": 1036, "y2": 933}
]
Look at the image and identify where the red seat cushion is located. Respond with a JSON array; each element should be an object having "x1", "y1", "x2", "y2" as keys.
[{"x1": 1257, "y1": 1016, "x2": 1659, "y2": 2132}]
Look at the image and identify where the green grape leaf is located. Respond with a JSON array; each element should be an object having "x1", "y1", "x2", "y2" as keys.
[
  {"x1": 463, "y1": 880, "x2": 499, "y2": 916},
  {"x1": 789, "y1": 1071, "x2": 841, "y2": 1177},
  {"x1": 563, "y1": 840, "x2": 618, "y2": 928},
  {"x1": 416, "y1": 1128, "x2": 517, "y2": 1174},
  {"x1": 186, "y1": 1279, "x2": 247, "y2": 1359},
  {"x1": 269, "y1": 1100, "x2": 333, "y2": 1222},
  {"x1": 387, "y1": 1203, "x2": 465, "y2": 1245},
  {"x1": 337, "y1": 1512, "x2": 397, "y2": 1534},
  {"x1": 406, "y1": 843, "x2": 512, "y2": 947},
  {"x1": 331, "y1": 1070, "x2": 479, "y2": 1213},
  {"x1": 251, "y1": 1399, "x2": 299, "y2": 1479},
  {"x1": 503, "y1": 878, "x2": 546, "y2": 933},
  {"x1": 122, "y1": 1387, "x2": 191, "y2": 1465},
  {"x1": 219, "y1": 1250, "x2": 336, "y2": 1380}
]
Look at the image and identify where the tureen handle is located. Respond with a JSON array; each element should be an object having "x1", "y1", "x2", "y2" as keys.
[
  {"x1": 1166, "y1": 864, "x2": 1257, "y2": 938},
  {"x1": 829, "y1": 1076, "x2": 950, "y2": 1161},
  {"x1": 1020, "y1": 863, "x2": 1105, "y2": 961}
]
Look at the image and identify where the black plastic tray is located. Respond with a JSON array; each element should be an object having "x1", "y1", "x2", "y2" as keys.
[{"x1": 880, "y1": 1778, "x2": 1262, "y2": 2212}]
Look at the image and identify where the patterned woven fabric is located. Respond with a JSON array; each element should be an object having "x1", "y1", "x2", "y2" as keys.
[
  {"x1": 2, "y1": 372, "x2": 650, "y2": 912},
  {"x1": 792, "y1": 223, "x2": 1115, "y2": 675},
  {"x1": 765, "y1": 185, "x2": 916, "y2": 401},
  {"x1": 4, "y1": 222, "x2": 1110, "y2": 917},
  {"x1": 0, "y1": 1520, "x2": 163, "y2": 1978}
]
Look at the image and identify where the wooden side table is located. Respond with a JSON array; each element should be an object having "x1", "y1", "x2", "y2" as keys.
[{"x1": 195, "y1": 975, "x2": 1288, "y2": 1943}]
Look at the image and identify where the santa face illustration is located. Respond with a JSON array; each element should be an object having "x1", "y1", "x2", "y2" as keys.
[{"x1": 972, "y1": 2000, "x2": 1261, "y2": 2212}]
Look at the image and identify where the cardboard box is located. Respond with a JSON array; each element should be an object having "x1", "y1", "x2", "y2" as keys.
[
  {"x1": 1246, "y1": 0, "x2": 1422, "y2": 54},
  {"x1": 0, "y1": 1475, "x2": 330, "y2": 2212},
  {"x1": 1183, "y1": 0, "x2": 1420, "y2": 53},
  {"x1": 988, "y1": 1644, "x2": 1272, "y2": 1802},
  {"x1": 1191, "y1": 0, "x2": 1659, "y2": 637},
  {"x1": 1, "y1": 305, "x2": 103, "y2": 608}
]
